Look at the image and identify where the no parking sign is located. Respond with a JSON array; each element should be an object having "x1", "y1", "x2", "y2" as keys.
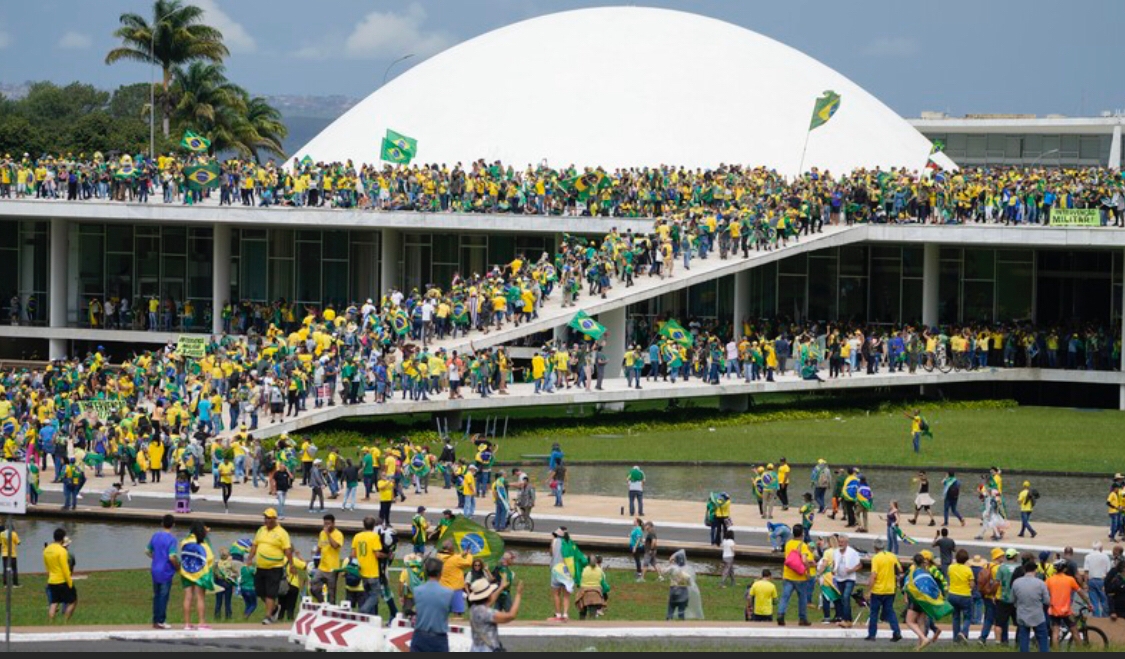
[{"x1": 0, "y1": 464, "x2": 26, "y2": 515}]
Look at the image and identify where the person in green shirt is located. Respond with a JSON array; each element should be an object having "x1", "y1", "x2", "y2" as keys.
[
  {"x1": 799, "y1": 493, "x2": 815, "y2": 535},
  {"x1": 492, "y1": 551, "x2": 517, "y2": 612},
  {"x1": 361, "y1": 450, "x2": 376, "y2": 500}
]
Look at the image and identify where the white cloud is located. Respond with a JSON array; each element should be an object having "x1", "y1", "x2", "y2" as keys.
[
  {"x1": 57, "y1": 31, "x2": 92, "y2": 50},
  {"x1": 344, "y1": 3, "x2": 451, "y2": 59},
  {"x1": 193, "y1": 0, "x2": 256, "y2": 54},
  {"x1": 863, "y1": 36, "x2": 919, "y2": 58}
]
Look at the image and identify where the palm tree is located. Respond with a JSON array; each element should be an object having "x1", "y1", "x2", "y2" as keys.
[
  {"x1": 243, "y1": 96, "x2": 288, "y2": 162},
  {"x1": 105, "y1": 0, "x2": 229, "y2": 137},
  {"x1": 170, "y1": 61, "x2": 244, "y2": 150}
]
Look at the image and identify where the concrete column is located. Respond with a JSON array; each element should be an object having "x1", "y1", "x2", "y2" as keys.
[
  {"x1": 922, "y1": 243, "x2": 940, "y2": 328},
  {"x1": 733, "y1": 270, "x2": 750, "y2": 339},
  {"x1": 599, "y1": 306, "x2": 627, "y2": 379},
  {"x1": 212, "y1": 223, "x2": 231, "y2": 335},
  {"x1": 49, "y1": 218, "x2": 68, "y2": 361},
  {"x1": 380, "y1": 229, "x2": 401, "y2": 294},
  {"x1": 719, "y1": 394, "x2": 750, "y2": 413},
  {"x1": 1110, "y1": 124, "x2": 1122, "y2": 170}
]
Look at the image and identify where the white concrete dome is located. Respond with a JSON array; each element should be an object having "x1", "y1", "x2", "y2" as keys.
[{"x1": 297, "y1": 6, "x2": 937, "y2": 175}]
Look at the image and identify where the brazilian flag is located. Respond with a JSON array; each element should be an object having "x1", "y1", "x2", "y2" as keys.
[
  {"x1": 299, "y1": 155, "x2": 314, "y2": 168},
  {"x1": 659, "y1": 319, "x2": 693, "y2": 347},
  {"x1": 439, "y1": 515, "x2": 505, "y2": 566},
  {"x1": 568, "y1": 310, "x2": 606, "y2": 340},
  {"x1": 180, "y1": 539, "x2": 222, "y2": 593},
  {"x1": 115, "y1": 162, "x2": 136, "y2": 180},
  {"x1": 561, "y1": 171, "x2": 610, "y2": 202},
  {"x1": 381, "y1": 138, "x2": 412, "y2": 165},
  {"x1": 906, "y1": 566, "x2": 953, "y2": 620},
  {"x1": 386, "y1": 129, "x2": 418, "y2": 158},
  {"x1": 230, "y1": 538, "x2": 253, "y2": 560},
  {"x1": 550, "y1": 537, "x2": 589, "y2": 594},
  {"x1": 452, "y1": 301, "x2": 469, "y2": 325},
  {"x1": 391, "y1": 309, "x2": 410, "y2": 336},
  {"x1": 857, "y1": 483, "x2": 874, "y2": 511},
  {"x1": 809, "y1": 90, "x2": 841, "y2": 131},
  {"x1": 181, "y1": 130, "x2": 211, "y2": 153},
  {"x1": 185, "y1": 162, "x2": 221, "y2": 190}
]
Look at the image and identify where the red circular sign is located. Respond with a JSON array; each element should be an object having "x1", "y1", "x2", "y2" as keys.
[{"x1": 0, "y1": 466, "x2": 21, "y2": 497}]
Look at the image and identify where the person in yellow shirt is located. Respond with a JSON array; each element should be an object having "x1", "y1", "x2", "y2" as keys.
[
  {"x1": 946, "y1": 550, "x2": 975, "y2": 641},
  {"x1": 376, "y1": 477, "x2": 395, "y2": 526},
  {"x1": 864, "y1": 538, "x2": 903, "y2": 640},
  {"x1": 1017, "y1": 481, "x2": 1038, "y2": 539},
  {"x1": 777, "y1": 458, "x2": 792, "y2": 511},
  {"x1": 44, "y1": 528, "x2": 76, "y2": 621},
  {"x1": 246, "y1": 508, "x2": 294, "y2": 624},
  {"x1": 777, "y1": 525, "x2": 816, "y2": 626},
  {"x1": 350, "y1": 516, "x2": 387, "y2": 616},
  {"x1": 218, "y1": 455, "x2": 235, "y2": 513},
  {"x1": 746, "y1": 569, "x2": 779, "y2": 621},
  {"x1": 311, "y1": 514, "x2": 344, "y2": 604},
  {"x1": 1, "y1": 521, "x2": 19, "y2": 587},
  {"x1": 461, "y1": 465, "x2": 478, "y2": 518},
  {"x1": 437, "y1": 540, "x2": 473, "y2": 617}
]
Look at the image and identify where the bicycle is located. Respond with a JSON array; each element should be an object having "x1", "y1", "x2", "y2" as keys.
[
  {"x1": 484, "y1": 506, "x2": 535, "y2": 533},
  {"x1": 922, "y1": 344, "x2": 953, "y2": 374},
  {"x1": 1058, "y1": 611, "x2": 1109, "y2": 650}
]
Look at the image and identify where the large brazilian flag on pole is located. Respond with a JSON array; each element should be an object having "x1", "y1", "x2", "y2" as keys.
[
  {"x1": 184, "y1": 162, "x2": 221, "y2": 190},
  {"x1": 809, "y1": 90, "x2": 841, "y2": 131},
  {"x1": 659, "y1": 319, "x2": 694, "y2": 347},
  {"x1": 439, "y1": 516, "x2": 505, "y2": 566}
]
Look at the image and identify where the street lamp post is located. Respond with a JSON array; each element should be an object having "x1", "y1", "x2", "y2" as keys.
[
  {"x1": 149, "y1": 9, "x2": 179, "y2": 161},
  {"x1": 382, "y1": 54, "x2": 415, "y2": 87}
]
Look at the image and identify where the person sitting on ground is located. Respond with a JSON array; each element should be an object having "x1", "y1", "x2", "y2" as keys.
[{"x1": 575, "y1": 555, "x2": 610, "y2": 620}]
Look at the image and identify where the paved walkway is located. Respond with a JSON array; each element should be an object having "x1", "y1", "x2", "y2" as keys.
[{"x1": 39, "y1": 474, "x2": 1111, "y2": 557}]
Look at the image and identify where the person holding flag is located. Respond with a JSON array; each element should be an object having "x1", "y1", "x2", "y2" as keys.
[
  {"x1": 180, "y1": 521, "x2": 218, "y2": 631},
  {"x1": 904, "y1": 553, "x2": 950, "y2": 650},
  {"x1": 549, "y1": 527, "x2": 585, "y2": 622}
]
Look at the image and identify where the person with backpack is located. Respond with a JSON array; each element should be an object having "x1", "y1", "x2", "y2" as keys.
[
  {"x1": 977, "y1": 548, "x2": 1004, "y2": 645},
  {"x1": 903, "y1": 409, "x2": 925, "y2": 454},
  {"x1": 1017, "y1": 481, "x2": 1039, "y2": 539},
  {"x1": 776, "y1": 524, "x2": 815, "y2": 627}
]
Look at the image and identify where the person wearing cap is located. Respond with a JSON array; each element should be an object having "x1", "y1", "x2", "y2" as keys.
[
  {"x1": 977, "y1": 547, "x2": 1007, "y2": 644},
  {"x1": 993, "y1": 548, "x2": 1023, "y2": 646},
  {"x1": 308, "y1": 458, "x2": 326, "y2": 513},
  {"x1": 468, "y1": 576, "x2": 524, "y2": 651},
  {"x1": 1107, "y1": 482, "x2": 1123, "y2": 542},
  {"x1": 1047, "y1": 559, "x2": 1092, "y2": 647},
  {"x1": 863, "y1": 538, "x2": 903, "y2": 643},
  {"x1": 246, "y1": 508, "x2": 294, "y2": 624},
  {"x1": 1017, "y1": 481, "x2": 1038, "y2": 539}
]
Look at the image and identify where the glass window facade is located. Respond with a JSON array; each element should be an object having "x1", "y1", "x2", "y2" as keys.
[
  {"x1": 922, "y1": 131, "x2": 1112, "y2": 167},
  {"x1": 0, "y1": 220, "x2": 49, "y2": 324}
]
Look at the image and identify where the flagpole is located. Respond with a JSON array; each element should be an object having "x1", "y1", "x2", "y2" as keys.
[{"x1": 797, "y1": 127, "x2": 812, "y2": 180}]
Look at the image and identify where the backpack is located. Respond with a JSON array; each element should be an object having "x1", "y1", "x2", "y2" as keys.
[
  {"x1": 947, "y1": 480, "x2": 961, "y2": 500},
  {"x1": 977, "y1": 564, "x2": 1000, "y2": 599},
  {"x1": 273, "y1": 469, "x2": 291, "y2": 491},
  {"x1": 261, "y1": 452, "x2": 276, "y2": 474}
]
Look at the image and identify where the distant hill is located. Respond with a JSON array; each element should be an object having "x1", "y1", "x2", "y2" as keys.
[{"x1": 264, "y1": 94, "x2": 357, "y2": 159}]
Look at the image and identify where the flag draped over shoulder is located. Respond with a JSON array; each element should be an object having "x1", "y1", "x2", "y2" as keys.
[
  {"x1": 439, "y1": 516, "x2": 505, "y2": 566},
  {"x1": 551, "y1": 538, "x2": 589, "y2": 593},
  {"x1": 180, "y1": 540, "x2": 222, "y2": 593},
  {"x1": 452, "y1": 301, "x2": 469, "y2": 324},
  {"x1": 181, "y1": 130, "x2": 211, "y2": 153},
  {"x1": 660, "y1": 319, "x2": 693, "y2": 347},
  {"x1": 809, "y1": 90, "x2": 841, "y2": 131},
  {"x1": 568, "y1": 310, "x2": 606, "y2": 340},
  {"x1": 906, "y1": 566, "x2": 953, "y2": 620},
  {"x1": 391, "y1": 309, "x2": 410, "y2": 336},
  {"x1": 184, "y1": 162, "x2": 221, "y2": 190}
]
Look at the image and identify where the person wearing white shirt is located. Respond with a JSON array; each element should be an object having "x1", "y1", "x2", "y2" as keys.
[
  {"x1": 725, "y1": 340, "x2": 739, "y2": 379},
  {"x1": 1085, "y1": 542, "x2": 1112, "y2": 618},
  {"x1": 719, "y1": 531, "x2": 736, "y2": 588},
  {"x1": 833, "y1": 535, "x2": 862, "y2": 627}
]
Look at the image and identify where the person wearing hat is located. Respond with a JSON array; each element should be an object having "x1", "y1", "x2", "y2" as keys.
[
  {"x1": 308, "y1": 458, "x2": 326, "y2": 513},
  {"x1": 976, "y1": 547, "x2": 1007, "y2": 644},
  {"x1": 467, "y1": 576, "x2": 524, "y2": 651},
  {"x1": 246, "y1": 508, "x2": 294, "y2": 624},
  {"x1": 1017, "y1": 481, "x2": 1038, "y2": 539}
]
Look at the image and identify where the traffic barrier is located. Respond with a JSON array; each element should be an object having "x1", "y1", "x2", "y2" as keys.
[
  {"x1": 304, "y1": 603, "x2": 383, "y2": 652},
  {"x1": 384, "y1": 616, "x2": 471, "y2": 652},
  {"x1": 288, "y1": 597, "x2": 327, "y2": 645}
]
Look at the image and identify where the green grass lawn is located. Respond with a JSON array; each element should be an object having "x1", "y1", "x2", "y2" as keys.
[
  {"x1": 312, "y1": 400, "x2": 1125, "y2": 474},
  {"x1": 6, "y1": 566, "x2": 857, "y2": 627}
]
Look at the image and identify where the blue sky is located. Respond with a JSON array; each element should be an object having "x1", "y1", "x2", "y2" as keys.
[{"x1": 1, "y1": 0, "x2": 1122, "y2": 117}]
